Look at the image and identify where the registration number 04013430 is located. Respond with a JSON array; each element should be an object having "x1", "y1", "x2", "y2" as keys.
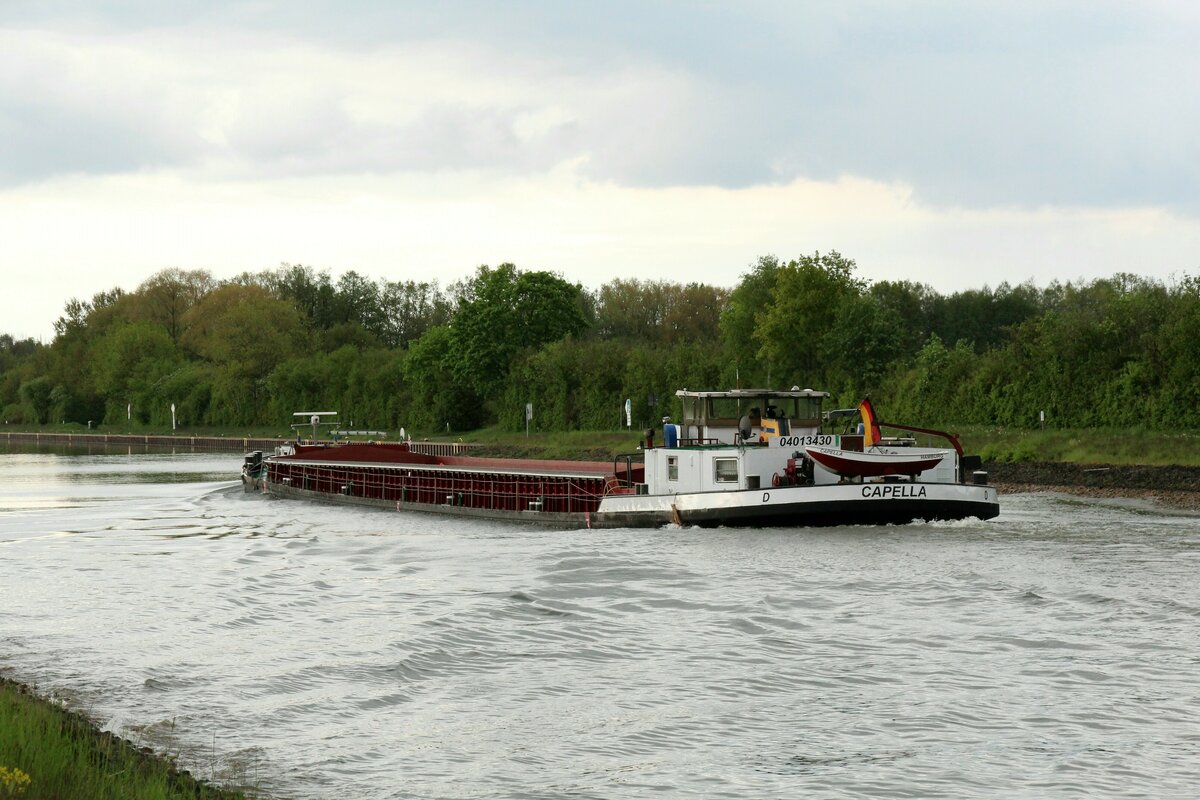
[{"x1": 773, "y1": 434, "x2": 837, "y2": 448}]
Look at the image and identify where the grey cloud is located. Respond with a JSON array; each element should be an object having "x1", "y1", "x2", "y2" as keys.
[
  {"x1": 215, "y1": 102, "x2": 583, "y2": 179},
  {"x1": 3, "y1": 1, "x2": 1199, "y2": 211},
  {"x1": 0, "y1": 99, "x2": 179, "y2": 183},
  {"x1": 570, "y1": 3, "x2": 1200, "y2": 210}
]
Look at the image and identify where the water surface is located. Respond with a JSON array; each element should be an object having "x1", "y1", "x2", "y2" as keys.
[{"x1": 2, "y1": 447, "x2": 1199, "y2": 798}]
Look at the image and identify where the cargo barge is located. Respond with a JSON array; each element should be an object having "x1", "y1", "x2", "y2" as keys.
[{"x1": 242, "y1": 389, "x2": 1000, "y2": 528}]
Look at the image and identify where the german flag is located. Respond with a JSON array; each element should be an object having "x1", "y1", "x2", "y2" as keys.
[{"x1": 859, "y1": 397, "x2": 882, "y2": 448}]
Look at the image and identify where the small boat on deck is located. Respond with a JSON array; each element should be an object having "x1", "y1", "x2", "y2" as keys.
[
  {"x1": 805, "y1": 445, "x2": 945, "y2": 478},
  {"x1": 242, "y1": 390, "x2": 999, "y2": 527}
]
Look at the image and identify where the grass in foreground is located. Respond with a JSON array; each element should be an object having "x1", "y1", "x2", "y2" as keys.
[{"x1": 0, "y1": 680, "x2": 254, "y2": 800}]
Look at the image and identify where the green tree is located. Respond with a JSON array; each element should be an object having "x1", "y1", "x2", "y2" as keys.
[
  {"x1": 182, "y1": 285, "x2": 306, "y2": 424},
  {"x1": 130, "y1": 268, "x2": 215, "y2": 343},
  {"x1": 868, "y1": 280, "x2": 936, "y2": 358},
  {"x1": 91, "y1": 322, "x2": 185, "y2": 424},
  {"x1": 663, "y1": 282, "x2": 729, "y2": 344},
  {"x1": 754, "y1": 251, "x2": 864, "y2": 386},
  {"x1": 0, "y1": 335, "x2": 42, "y2": 419},
  {"x1": 18, "y1": 376, "x2": 53, "y2": 424},
  {"x1": 263, "y1": 264, "x2": 339, "y2": 331},
  {"x1": 926, "y1": 282, "x2": 1043, "y2": 352},
  {"x1": 379, "y1": 279, "x2": 451, "y2": 348},
  {"x1": 334, "y1": 270, "x2": 386, "y2": 339},
  {"x1": 404, "y1": 325, "x2": 482, "y2": 431},
  {"x1": 450, "y1": 264, "x2": 589, "y2": 401},
  {"x1": 594, "y1": 279, "x2": 674, "y2": 342},
  {"x1": 824, "y1": 294, "x2": 906, "y2": 393},
  {"x1": 720, "y1": 255, "x2": 784, "y2": 383}
]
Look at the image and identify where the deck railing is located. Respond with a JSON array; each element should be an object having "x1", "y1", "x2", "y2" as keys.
[{"x1": 407, "y1": 441, "x2": 482, "y2": 457}]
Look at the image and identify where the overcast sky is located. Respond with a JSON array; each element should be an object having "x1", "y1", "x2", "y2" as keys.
[{"x1": 3, "y1": 1, "x2": 1199, "y2": 340}]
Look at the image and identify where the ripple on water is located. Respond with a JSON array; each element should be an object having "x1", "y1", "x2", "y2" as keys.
[{"x1": 4, "y1": 450, "x2": 1200, "y2": 799}]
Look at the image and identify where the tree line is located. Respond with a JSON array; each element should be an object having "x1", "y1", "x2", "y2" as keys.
[{"x1": 2, "y1": 255, "x2": 1198, "y2": 434}]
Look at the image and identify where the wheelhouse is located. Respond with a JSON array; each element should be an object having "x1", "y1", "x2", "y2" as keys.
[{"x1": 674, "y1": 388, "x2": 830, "y2": 444}]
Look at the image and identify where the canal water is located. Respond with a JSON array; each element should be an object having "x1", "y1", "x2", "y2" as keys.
[{"x1": 2, "y1": 446, "x2": 1199, "y2": 799}]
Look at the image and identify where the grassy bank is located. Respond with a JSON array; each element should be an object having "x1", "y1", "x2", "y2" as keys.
[
  {"x1": 954, "y1": 425, "x2": 1200, "y2": 466},
  {"x1": 0, "y1": 680, "x2": 255, "y2": 800}
]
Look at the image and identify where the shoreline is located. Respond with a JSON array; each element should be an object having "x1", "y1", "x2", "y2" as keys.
[
  {"x1": 985, "y1": 461, "x2": 1200, "y2": 511},
  {"x1": 0, "y1": 677, "x2": 256, "y2": 799},
  {"x1": 989, "y1": 481, "x2": 1200, "y2": 511},
  {"x1": 0, "y1": 430, "x2": 285, "y2": 453}
]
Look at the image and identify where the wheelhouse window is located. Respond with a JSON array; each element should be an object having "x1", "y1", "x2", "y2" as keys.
[
  {"x1": 707, "y1": 397, "x2": 742, "y2": 420},
  {"x1": 714, "y1": 458, "x2": 739, "y2": 484},
  {"x1": 667, "y1": 456, "x2": 679, "y2": 481},
  {"x1": 789, "y1": 396, "x2": 823, "y2": 425}
]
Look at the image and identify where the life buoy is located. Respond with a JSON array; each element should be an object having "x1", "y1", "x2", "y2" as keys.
[{"x1": 772, "y1": 472, "x2": 783, "y2": 487}]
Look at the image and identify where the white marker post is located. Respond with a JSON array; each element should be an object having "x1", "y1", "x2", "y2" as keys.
[{"x1": 171, "y1": 403, "x2": 176, "y2": 432}]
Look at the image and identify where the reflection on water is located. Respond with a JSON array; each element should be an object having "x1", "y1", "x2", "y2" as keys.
[
  {"x1": 2, "y1": 446, "x2": 1200, "y2": 799},
  {"x1": 0, "y1": 445, "x2": 238, "y2": 516}
]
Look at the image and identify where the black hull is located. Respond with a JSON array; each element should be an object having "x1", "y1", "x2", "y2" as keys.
[{"x1": 670, "y1": 498, "x2": 1000, "y2": 528}]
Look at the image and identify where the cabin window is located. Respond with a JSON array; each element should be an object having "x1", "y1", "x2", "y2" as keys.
[
  {"x1": 714, "y1": 458, "x2": 739, "y2": 484},
  {"x1": 667, "y1": 456, "x2": 679, "y2": 481},
  {"x1": 680, "y1": 397, "x2": 699, "y2": 423},
  {"x1": 707, "y1": 397, "x2": 742, "y2": 420},
  {"x1": 788, "y1": 396, "x2": 823, "y2": 424}
]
